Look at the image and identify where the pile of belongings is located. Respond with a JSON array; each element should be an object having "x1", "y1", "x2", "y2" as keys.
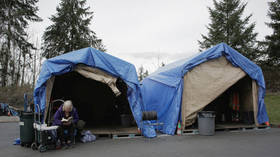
[
  {"x1": 80, "y1": 130, "x2": 96, "y2": 143},
  {"x1": 0, "y1": 103, "x2": 18, "y2": 116}
]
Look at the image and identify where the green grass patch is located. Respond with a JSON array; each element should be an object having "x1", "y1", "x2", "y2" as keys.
[{"x1": 265, "y1": 93, "x2": 280, "y2": 124}]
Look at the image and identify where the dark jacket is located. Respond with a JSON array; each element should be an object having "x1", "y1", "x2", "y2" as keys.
[{"x1": 53, "y1": 105, "x2": 79, "y2": 126}]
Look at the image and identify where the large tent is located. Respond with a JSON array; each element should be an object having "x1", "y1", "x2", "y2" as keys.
[
  {"x1": 141, "y1": 43, "x2": 269, "y2": 135},
  {"x1": 34, "y1": 47, "x2": 155, "y2": 137}
]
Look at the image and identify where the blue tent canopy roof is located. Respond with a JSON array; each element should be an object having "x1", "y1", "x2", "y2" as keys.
[
  {"x1": 34, "y1": 47, "x2": 156, "y2": 137},
  {"x1": 141, "y1": 43, "x2": 269, "y2": 135}
]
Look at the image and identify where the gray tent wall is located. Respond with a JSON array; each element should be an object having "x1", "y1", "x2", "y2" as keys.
[{"x1": 180, "y1": 56, "x2": 259, "y2": 129}]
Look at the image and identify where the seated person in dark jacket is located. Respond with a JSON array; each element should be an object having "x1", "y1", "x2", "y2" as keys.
[{"x1": 53, "y1": 100, "x2": 79, "y2": 145}]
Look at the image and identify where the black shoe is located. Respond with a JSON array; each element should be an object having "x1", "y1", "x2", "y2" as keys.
[{"x1": 66, "y1": 140, "x2": 74, "y2": 148}]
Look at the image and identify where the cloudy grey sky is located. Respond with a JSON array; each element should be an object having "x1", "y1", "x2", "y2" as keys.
[{"x1": 29, "y1": 0, "x2": 273, "y2": 73}]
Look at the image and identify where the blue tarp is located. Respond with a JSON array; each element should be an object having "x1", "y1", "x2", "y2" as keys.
[
  {"x1": 141, "y1": 43, "x2": 269, "y2": 135},
  {"x1": 34, "y1": 47, "x2": 156, "y2": 137}
]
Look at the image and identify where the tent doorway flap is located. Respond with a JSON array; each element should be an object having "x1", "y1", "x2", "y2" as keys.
[{"x1": 74, "y1": 64, "x2": 121, "y2": 96}]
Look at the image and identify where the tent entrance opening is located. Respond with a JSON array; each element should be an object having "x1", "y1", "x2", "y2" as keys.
[
  {"x1": 203, "y1": 76, "x2": 256, "y2": 128},
  {"x1": 49, "y1": 71, "x2": 137, "y2": 135},
  {"x1": 181, "y1": 56, "x2": 259, "y2": 130},
  {"x1": 185, "y1": 75, "x2": 258, "y2": 130}
]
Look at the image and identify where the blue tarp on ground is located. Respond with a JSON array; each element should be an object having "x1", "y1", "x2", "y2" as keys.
[
  {"x1": 141, "y1": 43, "x2": 269, "y2": 135},
  {"x1": 34, "y1": 47, "x2": 156, "y2": 137}
]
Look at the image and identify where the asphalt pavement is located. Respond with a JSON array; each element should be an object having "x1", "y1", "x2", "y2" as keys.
[{"x1": 0, "y1": 122, "x2": 279, "y2": 157}]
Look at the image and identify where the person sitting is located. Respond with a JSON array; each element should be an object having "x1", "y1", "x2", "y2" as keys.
[{"x1": 53, "y1": 100, "x2": 79, "y2": 147}]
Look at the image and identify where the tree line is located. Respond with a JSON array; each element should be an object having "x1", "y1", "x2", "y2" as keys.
[
  {"x1": 199, "y1": 0, "x2": 280, "y2": 67},
  {"x1": 198, "y1": 0, "x2": 280, "y2": 92},
  {"x1": 0, "y1": 0, "x2": 279, "y2": 89},
  {"x1": 0, "y1": 0, "x2": 105, "y2": 88},
  {"x1": 140, "y1": 0, "x2": 280, "y2": 84}
]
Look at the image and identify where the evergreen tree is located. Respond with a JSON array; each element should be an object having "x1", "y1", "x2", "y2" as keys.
[
  {"x1": 265, "y1": 0, "x2": 280, "y2": 66},
  {"x1": 42, "y1": 0, "x2": 105, "y2": 58},
  {"x1": 198, "y1": 0, "x2": 258, "y2": 60},
  {"x1": 138, "y1": 65, "x2": 149, "y2": 81},
  {"x1": 0, "y1": 0, "x2": 41, "y2": 87}
]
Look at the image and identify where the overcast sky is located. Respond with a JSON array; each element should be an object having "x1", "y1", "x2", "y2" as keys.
[{"x1": 29, "y1": 0, "x2": 273, "y2": 73}]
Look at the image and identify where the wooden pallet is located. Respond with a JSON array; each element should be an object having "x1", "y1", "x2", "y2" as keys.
[
  {"x1": 182, "y1": 129, "x2": 199, "y2": 135},
  {"x1": 182, "y1": 124, "x2": 269, "y2": 135},
  {"x1": 94, "y1": 133, "x2": 141, "y2": 139},
  {"x1": 112, "y1": 133, "x2": 141, "y2": 139},
  {"x1": 87, "y1": 126, "x2": 141, "y2": 139},
  {"x1": 215, "y1": 124, "x2": 269, "y2": 132}
]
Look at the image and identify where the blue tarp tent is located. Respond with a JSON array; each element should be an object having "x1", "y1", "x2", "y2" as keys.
[
  {"x1": 141, "y1": 43, "x2": 269, "y2": 135},
  {"x1": 34, "y1": 47, "x2": 155, "y2": 137}
]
